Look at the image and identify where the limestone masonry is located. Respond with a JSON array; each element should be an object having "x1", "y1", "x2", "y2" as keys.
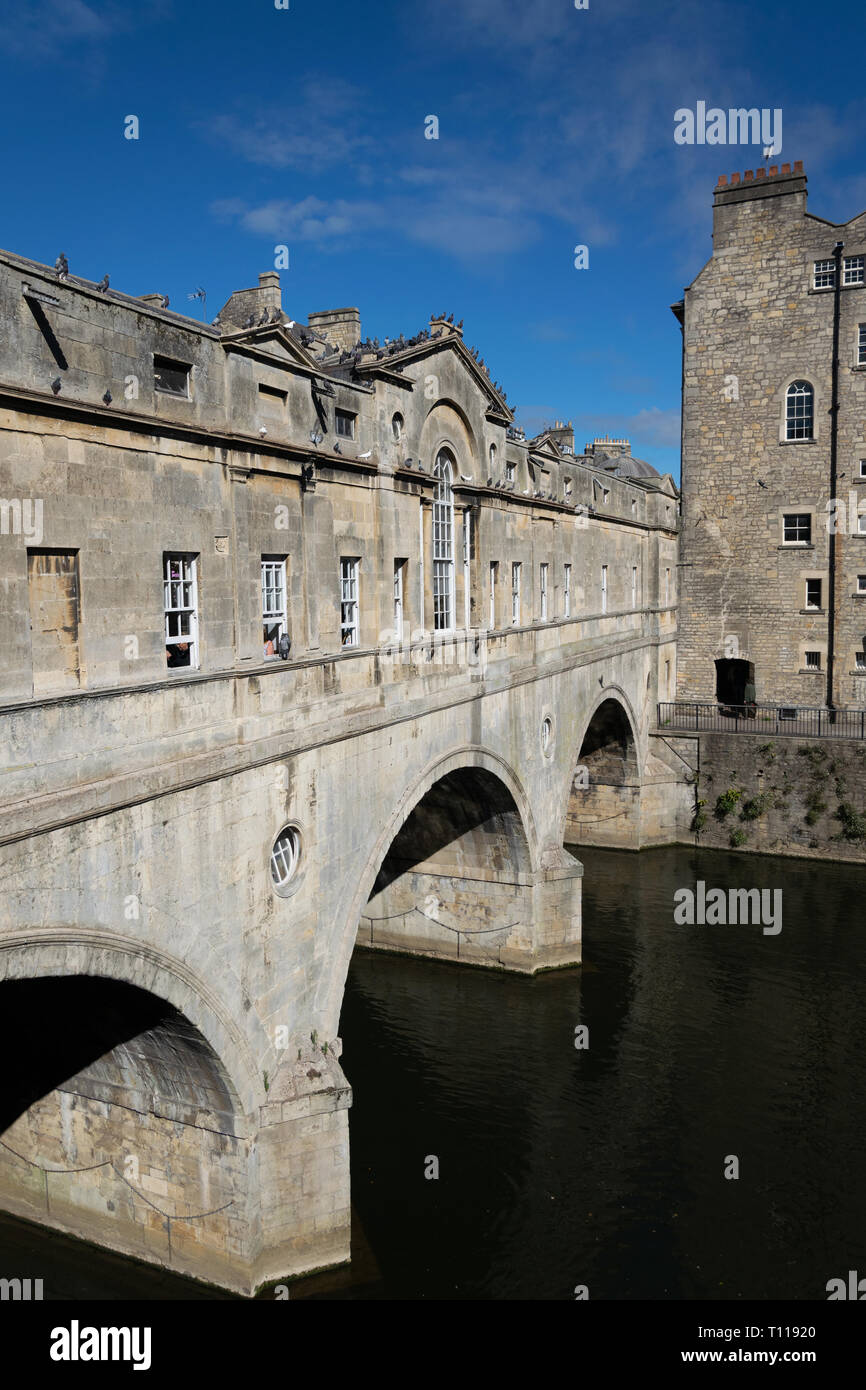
[
  {"x1": 674, "y1": 161, "x2": 866, "y2": 708},
  {"x1": 0, "y1": 244, "x2": 682, "y2": 1291}
]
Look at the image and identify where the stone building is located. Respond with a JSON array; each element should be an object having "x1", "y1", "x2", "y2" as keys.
[
  {"x1": 674, "y1": 161, "x2": 866, "y2": 709},
  {"x1": 0, "y1": 245, "x2": 681, "y2": 1291}
]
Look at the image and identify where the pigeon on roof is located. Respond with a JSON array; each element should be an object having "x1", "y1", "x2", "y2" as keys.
[
  {"x1": 55, "y1": 253, "x2": 68, "y2": 279},
  {"x1": 96, "y1": 274, "x2": 109, "y2": 293}
]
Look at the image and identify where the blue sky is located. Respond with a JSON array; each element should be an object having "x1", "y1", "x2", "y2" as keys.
[{"x1": 1, "y1": 0, "x2": 864, "y2": 479}]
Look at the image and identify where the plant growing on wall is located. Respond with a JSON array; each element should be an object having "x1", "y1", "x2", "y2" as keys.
[
  {"x1": 835, "y1": 803, "x2": 866, "y2": 842},
  {"x1": 715, "y1": 787, "x2": 743, "y2": 819}
]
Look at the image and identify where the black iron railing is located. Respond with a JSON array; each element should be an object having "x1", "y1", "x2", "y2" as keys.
[{"x1": 657, "y1": 701, "x2": 866, "y2": 739}]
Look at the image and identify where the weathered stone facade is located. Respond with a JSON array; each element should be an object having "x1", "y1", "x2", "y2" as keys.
[
  {"x1": 675, "y1": 162, "x2": 866, "y2": 708},
  {"x1": 0, "y1": 245, "x2": 682, "y2": 1291}
]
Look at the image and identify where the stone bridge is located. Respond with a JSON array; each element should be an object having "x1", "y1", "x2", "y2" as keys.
[
  {"x1": 0, "y1": 244, "x2": 687, "y2": 1294},
  {"x1": 0, "y1": 621, "x2": 689, "y2": 1294}
]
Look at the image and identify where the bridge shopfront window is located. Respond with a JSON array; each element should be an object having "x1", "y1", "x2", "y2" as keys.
[
  {"x1": 340, "y1": 557, "x2": 360, "y2": 647},
  {"x1": 163, "y1": 553, "x2": 199, "y2": 669},
  {"x1": 261, "y1": 556, "x2": 287, "y2": 658},
  {"x1": 433, "y1": 451, "x2": 455, "y2": 631}
]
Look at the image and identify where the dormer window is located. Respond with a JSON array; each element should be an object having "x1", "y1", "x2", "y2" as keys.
[
  {"x1": 154, "y1": 354, "x2": 191, "y2": 398},
  {"x1": 335, "y1": 409, "x2": 355, "y2": 439}
]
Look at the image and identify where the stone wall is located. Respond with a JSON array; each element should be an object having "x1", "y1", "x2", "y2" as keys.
[
  {"x1": 687, "y1": 731, "x2": 866, "y2": 862},
  {"x1": 676, "y1": 164, "x2": 866, "y2": 707}
]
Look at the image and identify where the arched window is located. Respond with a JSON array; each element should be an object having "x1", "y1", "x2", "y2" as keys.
[
  {"x1": 786, "y1": 381, "x2": 814, "y2": 440},
  {"x1": 432, "y1": 450, "x2": 455, "y2": 630}
]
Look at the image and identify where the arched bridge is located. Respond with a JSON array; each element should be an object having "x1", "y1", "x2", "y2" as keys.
[{"x1": 0, "y1": 625, "x2": 690, "y2": 1294}]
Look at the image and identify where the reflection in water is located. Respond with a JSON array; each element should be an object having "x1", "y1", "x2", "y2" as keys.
[{"x1": 2, "y1": 845, "x2": 864, "y2": 1299}]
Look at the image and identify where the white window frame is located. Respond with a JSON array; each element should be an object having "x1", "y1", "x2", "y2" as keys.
[
  {"x1": 786, "y1": 381, "x2": 814, "y2": 440},
  {"x1": 859, "y1": 514, "x2": 866, "y2": 536},
  {"x1": 511, "y1": 561, "x2": 521, "y2": 625},
  {"x1": 857, "y1": 575, "x2": 866, "y2": 593},
  {"x1": 601, "y1": 564, "x2": 608, "y2": 614},
  {"x1": 859, "y1": 325, "x2": 866, "y2": 366},
  {"x1": 859, "y1": 459, "x2": 866, "y2": 479},
  {"x1": 804, "y1": 578, "x2": 822, "y2": 610},
  {"x1": 856, "y1": 652, "x2": 866, "y2": 670},
  {"x1": 843, "y1": 255, "x2": 864, "y2": 286},
  {"x1": 261, "y1": 556, "x2": 288, "y2": 657},
  {"x1": 814, "y1": 259, "x2": 836, "y2": 289},
  {"x1": 340, "y1": 557, "x2": 360, "y2": 647},
  {"x1": 393, "y1": 559, "x2": 405, "y2": 642},
  {"x1": 432, "y1": 451, "x2": 456, "y2": 631},
  {"x1": 540, "y1": 562, "x2": 549, "y2": 621},
  {"x1": 783, "y1": 513, "x2": 812, "y2": 545},
  {"x1": 163, "y1": 553, "x2": 199, "y2": 670},
  {"x1": 564, "y1": 563, "x2": 572, "y2": 618},
  {"x1": 270, "y1": 826, "x2": 301, "y2": 889}
]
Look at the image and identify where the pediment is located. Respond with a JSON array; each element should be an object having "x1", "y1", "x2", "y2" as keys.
[{"x1": 222, "y1": 324, "x2": 318, "y2": 371}]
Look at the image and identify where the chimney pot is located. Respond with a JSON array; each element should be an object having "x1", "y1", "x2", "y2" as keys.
[
  {"x1": 793, "y1": 160, "x2": 803, "y2": 173},
  {"x1": 731, "y1": 172, "x2": 741, "y2": 185},
  {"x1": 781, "y1": 162, "x2": 791, "y2": 175},
  {"x1": 768, "y1": 165, "x2": 778, "y2": 176},
  {"x1": 744, "y1": 169, "x2": 754, "y2": 181},
  {"x1": 757, "y1": 167, "x2": 766, "y2": 179},
  {"x1": 717, "y1": 174, "x2": 728, "y2": 187}
]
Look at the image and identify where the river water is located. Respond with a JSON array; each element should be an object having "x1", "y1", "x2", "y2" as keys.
[{"x1": 2, "y1": 844, "x2": 864, "y2": 1300}]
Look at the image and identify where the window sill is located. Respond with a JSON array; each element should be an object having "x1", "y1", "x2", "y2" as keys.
[
  {"x1": 778, "y1": 543, "x2": 814, "y2": 551},
  {"x1": 798, "y1": 668, "x2": 824, "y2": 675},
  {"x1": 778, "y1": 438, "x2": 817, "y2": 445},
  {"x1": 799, "y1": 608, "x2": 825, "y2": 615}
]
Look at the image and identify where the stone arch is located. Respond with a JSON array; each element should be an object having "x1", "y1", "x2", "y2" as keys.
[
  {"x1": 322, "y1": 747, "x2": 539, "y2": 1023},
  {"x1": 561, "y1": 689, "x2": 642, "y2": 850},
  {"x1": 0, "y1": 933, "x2": 258, "y2": 1114},
  {"x1": 419, "y1": 398, "x2": 478, "y2": 470},
  {"x1": 0, "y1": 975, "x2": 240, "y2": 1135}
]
